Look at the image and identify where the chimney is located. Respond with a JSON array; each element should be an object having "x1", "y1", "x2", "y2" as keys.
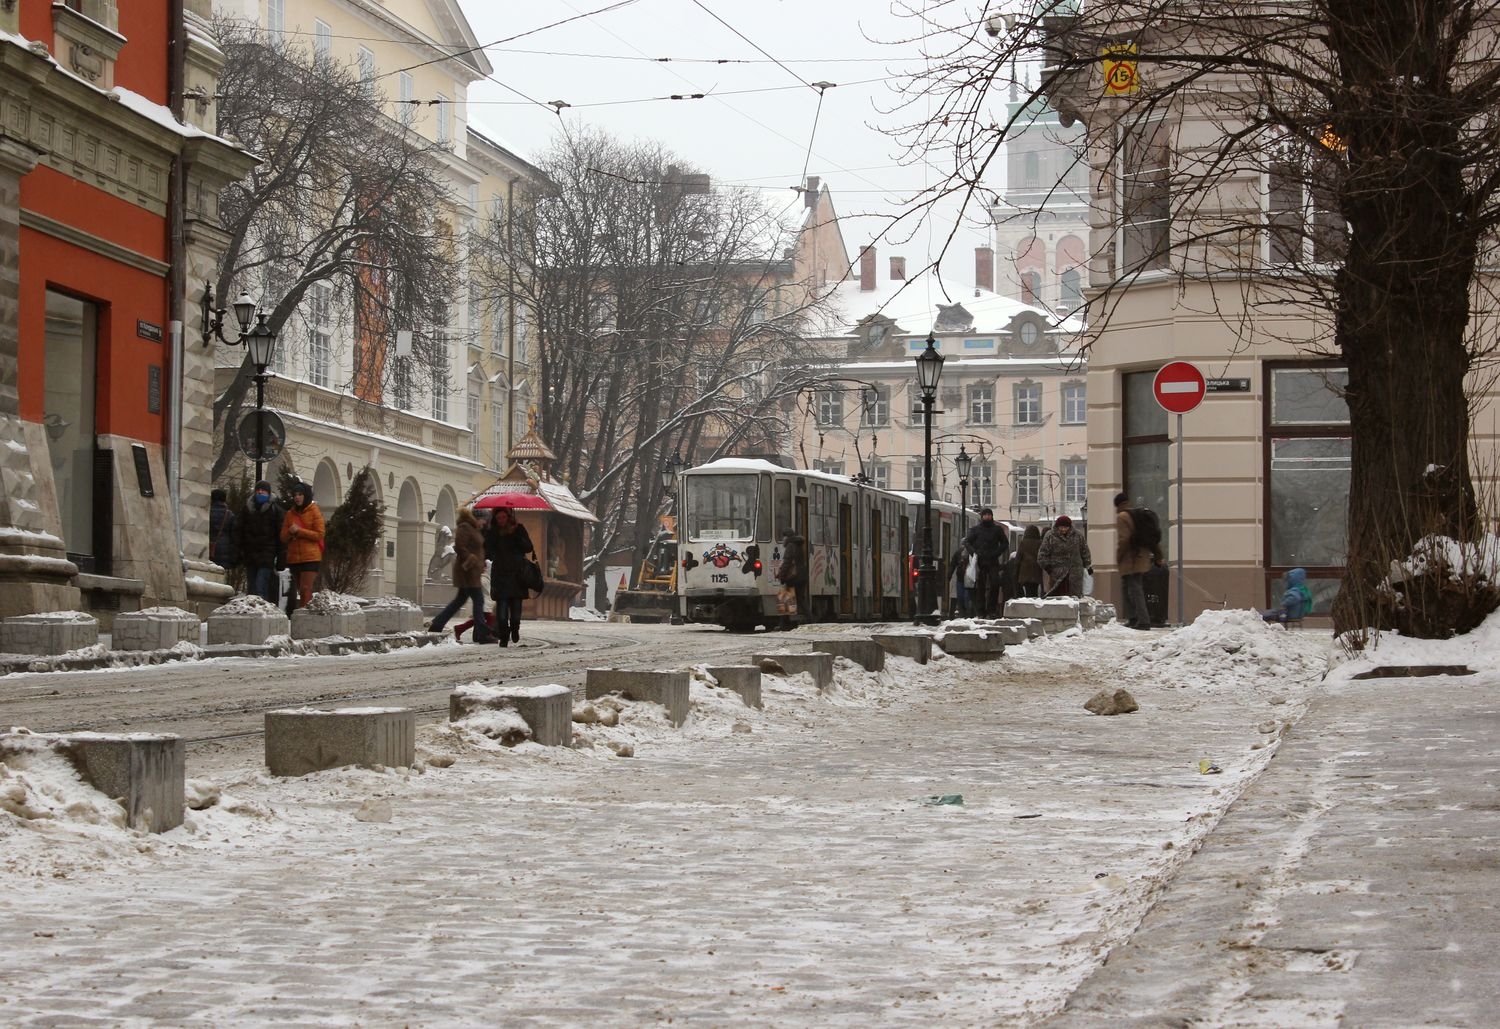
[
  {"x1": 804, "y1": 175, "x2": 820, "y2": 209},
  {"x1": 859, "y1": 245, "x2": 877, "y2": 291},
  {"x1": 889, "y1": 256, "x2": 906, "y2": 281},
  {"x1": 975, "y1": 246, "x2": 995, "y2": 293}
]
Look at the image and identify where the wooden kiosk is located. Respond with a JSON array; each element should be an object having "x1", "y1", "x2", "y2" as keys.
[{"x1": 471, "y1": 418, "x2": 597, "y2": 620}]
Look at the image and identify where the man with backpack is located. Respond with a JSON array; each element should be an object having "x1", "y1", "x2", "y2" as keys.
[{"x1": 1115, "y1": 491, "x2": 1164, "y2": 630}]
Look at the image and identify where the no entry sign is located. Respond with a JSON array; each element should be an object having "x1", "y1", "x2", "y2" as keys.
[{"x1": 1153, "y1": 361, "x2": 1206, "y2": 415}]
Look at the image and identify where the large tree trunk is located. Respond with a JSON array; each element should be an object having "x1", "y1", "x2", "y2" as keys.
[{"x1": 1329, "y1": 0, "x2": 1483, "y2": 635}]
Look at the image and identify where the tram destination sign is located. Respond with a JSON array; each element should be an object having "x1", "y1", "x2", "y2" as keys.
[{"x1": 1205, "y1": 378, "x2": 1251, "y2": 393}]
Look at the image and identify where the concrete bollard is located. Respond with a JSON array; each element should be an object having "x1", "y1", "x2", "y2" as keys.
[
  {"x1": 752, "y1": 652, "x2": 834, "y2": 690},
  {"x1": 0, "y1": 731, "x2": 185, "y2": 833},
  {"x1": 871, "y1": 634, "x2": 933, "y2": 665},
  {"x1": 937, "y1": 632, "x2": 1007, "y2": 660},
  {"x1": 207, "y1": 597, "x2": 290, "y2": 645},
  {"x1": 703, "y1": 665, "x2": 763, "y2": 708},
  {"x1": 111, "y1": 607, "x2": 200, "y2": 652},
  {"x1": 802, "y1": 638, "x2": 886, "y2": 673},
  {"x1": 1004, "y1": 598, "x2": 1080, "y2": 633},
  {"x1": 264, "y1": 707, "x2": 417, "y2": 777},
  {"x1": 450, "y1": 683, "x2": 574, "y2": 746},
  {"x1": 994, "y1": 617, "x2": 1044, "y2": 639},
  {"x1": 0, "y1": 612, "x2": 100, "y2": 656},
  {"x1": 290, "y1": 607, "x2": 367, "y2": 640},
  {"x1": 362, "y1": 598, "x2": 425, "y2": 635},
  {"x1": 585, "y1": 669, "x2": 690, "y2": 727}
]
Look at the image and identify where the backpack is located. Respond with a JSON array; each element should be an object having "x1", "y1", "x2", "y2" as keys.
[{"x1": 1129, "y1": 507, "x2": 1162, "y2": 550}]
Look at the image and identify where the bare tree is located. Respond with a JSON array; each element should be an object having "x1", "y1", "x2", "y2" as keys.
[
  {"x1": 210, "y1": 19, "x2": 461, "y2": 480},
  {"x1": 476, "y1": 129, "x2": 840, "y2": 585},
  {"x1": 892, "y1": 0, "x2": 1500, "y2": 635}
]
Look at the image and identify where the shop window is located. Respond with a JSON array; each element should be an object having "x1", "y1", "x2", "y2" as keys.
[{"x1": 1267, "y1": 365, "x2": 1350, "y2": 608}]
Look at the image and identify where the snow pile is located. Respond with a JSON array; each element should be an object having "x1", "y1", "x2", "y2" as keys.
[
  {"x1": 302, "y1": 591, "x2": 363, "y2": 614},
  {"x1": 212, "y1": 594, "x2": 280, "y2": 615},
  {"x1": 1129, "y1": 609, "x2": 1327, "y2": 691},
  {"x1": 1330, "y1": 604, "x2": 1500, "y2": 681},
  {"x1": 135, "y1": 606, "x2": 198, "y2": 619},
  {"x1": 362, "y1": 595, "x2": 420, "y2": 611},
  {"x1": 18, "y1": 610, "x2": 94, "y2": 623},
  {"x1": 1395, "y1": 533, "x2": 1500, "y2": 584},
  {"x1": 569, "y1": 606, "x2": 606, "y2": 621},
  {"x1": 0, "y1": 736, "x2": 125, "y2": 828}
]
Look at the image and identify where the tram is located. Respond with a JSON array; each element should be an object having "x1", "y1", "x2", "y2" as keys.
[{"x1": 673, "y1": 459, "x2": 966, "y2": 630}]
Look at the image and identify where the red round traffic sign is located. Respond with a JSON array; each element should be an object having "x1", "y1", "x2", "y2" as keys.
[{"x1": 1153, "y1": 361, "x2": 1206, "y2": 415}]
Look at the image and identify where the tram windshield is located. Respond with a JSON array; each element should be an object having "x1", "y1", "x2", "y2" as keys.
[{"x1": 684, "y1": 474, "x2": 758, "y2": 540}]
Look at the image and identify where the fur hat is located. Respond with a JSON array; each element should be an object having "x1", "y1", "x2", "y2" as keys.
[{"x1": 1054, "y1": 515, "x2": 1073, "y2": 528}]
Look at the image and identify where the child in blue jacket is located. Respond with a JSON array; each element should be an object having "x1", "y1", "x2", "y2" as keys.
[{"x1": 1263, "y1": 567, "x2": 1313, "y2": 623}]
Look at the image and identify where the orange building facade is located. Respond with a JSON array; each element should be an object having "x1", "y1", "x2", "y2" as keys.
[{"x1": 1, "y1": 2, "x2": 252, "y2": 620}]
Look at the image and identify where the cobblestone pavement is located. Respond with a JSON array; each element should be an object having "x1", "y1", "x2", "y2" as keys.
[
  {"x1": 1045, "y1": 662, "x2": 1500, "y2": 1029},
  {"x1": 1, "y1": 623, "x2": 1321, "y2": 1027}
]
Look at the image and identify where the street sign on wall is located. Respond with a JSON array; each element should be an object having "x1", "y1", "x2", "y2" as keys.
[{"x1": 1153, "y1": 361, "x2": 1206, "y2": 414}]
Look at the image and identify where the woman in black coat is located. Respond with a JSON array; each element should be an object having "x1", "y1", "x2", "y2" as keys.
[{"x1": 484, "y1": 507, "x2": 537, "y2": 646}]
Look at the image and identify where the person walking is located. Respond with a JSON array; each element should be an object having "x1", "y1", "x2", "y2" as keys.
[
  {"x1": 1016, "y1": 524, "x2": 1043, "y2": 598},
  {"x1": 963, "y1": 507, "x2": 1010, "y2": 616},
  {"x1": 484, "y1": 505, "x2": 536, "y2": 646},
  {"x1": 235, "y1": 479, "x2": 282, "y2": 603},
  {"x1": 428, "y1": 508, "x2": 493, "y2": 642},
  {"x1": 1115, "y1": 492, "x2": 1164, "y2": 629},
  {"x1": 1038, "y1": 515, "x2": 1091, "y2": 597},
  {"x1": 280, "y1": 481, "x2": 325, "y2": 611},
  {"x1": 209, "y1": 489, "x2": 237, "y2": 570}
]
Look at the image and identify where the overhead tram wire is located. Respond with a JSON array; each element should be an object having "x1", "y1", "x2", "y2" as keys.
[{"x1": 686, "y1": 0, "x2": 819, "y2": 93}]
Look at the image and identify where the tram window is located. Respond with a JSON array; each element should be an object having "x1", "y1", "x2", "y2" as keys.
[
  {"x1": 774, "y1": 479, "x2": 792, "y2": 539},
  {"x1": 684, "y1": 475, "x2": 758, "y2": 539},
  {"x1": 758, "y1": 474, "x2": 774, "y2": 542}
]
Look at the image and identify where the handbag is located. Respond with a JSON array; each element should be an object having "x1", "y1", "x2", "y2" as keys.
[{"x1": 522, "y1": 557, "x2": 545, "y2": 596}]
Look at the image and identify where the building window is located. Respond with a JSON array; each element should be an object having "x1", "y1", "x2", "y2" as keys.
[
  {"x1": 491, "y1": 403, "x2": 505, "y2": 469},
  {"x1": 1062, "y1": 382, "x2": 1086, "y2": 424},
  {"x1": 815, "y1": 390, "x2": 843, "y2": 427},
  {"x1": 1015, "y1": 382, "x2": 1042, "y2": 425},
  {"x1": 1120, "y1": 118, "x2": 1170, "y2": 272},
  {"x1": 1063, "y1": 460, "x2": 1087, "y2": 506},
  {"x1": 861, "y1": 386, "x2": 889, "y2": 427},
  {"x1": 869, "y1": 463, "x2": 890, "y2": 490},
  {"x1": 1267, "y1": 364, "x2": 1349, "y2": 610},
  {"x1": 308, "y1": 285, "x2": 331, "y2": 388},
  {"x1": 1021, "y1": 270, "x2": 1041, "y2": 306},
  {"x1": 398, "y1": 72, "x2": 414, "y2": 124},
  {"x1": 1060, "y1": 267, "x2": 1082, "y2": 310},
  {"x1": 266, "y1": 0, "x2": 284, "y2": 41},
  {"x1": 436, "y1": 93, "x2": 451, "y2": 145},
  {"x1": 908, "y1": 462, "x2": 925, "y2": 493},
  {"x1": 1123, "y1": 370, "x2": 1170, "y2": 556},
  {"x1": 973, "y1": 462, "x2": 996, "y2": 508},
  {"x1": 1012, "y1": 463, "x2": 1041, "y2": 507},
  {"x1": 393, "y1": 356, "x2": 414, "y2": 410},
  {"x1": 357, "y1": 47, "x2": 375, "y2": 81},
  {"x1": 515, "y1": 306, "x2": 529, "y2": 363},
  {"x1": 968, "y1": 385, "x2": 994, "y2": 425},
  {"x1": 467, "y1": 379, "x2": 481, "y2": 460},
  {"x1": 1267, "y1": 146, "x2": 1348, "y2": 267},
  {"x1": 814, "y1": 460, "x2": 844, "y2": 476},
  {"x1": 313, "y1": 19, "x2": 332, "y2": 57},
  {"x1": 1023, "y1": 150, "x2": 1040, "y2": 188},
  {"x1": 431, "y1": 336, "x2": 449, "y2": 422},
  {"x1": 909, "y1": 396, "x2": 929, "y2": 426}
]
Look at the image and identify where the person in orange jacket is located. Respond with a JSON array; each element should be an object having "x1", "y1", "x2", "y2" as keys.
[{"x1": 280, "y1": 481, "x2": 325, "y2": 611}]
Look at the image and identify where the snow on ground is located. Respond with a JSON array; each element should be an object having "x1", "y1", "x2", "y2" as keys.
[{"x1": 0, "y1": 614, "x2": 1352, "y2": 1025}]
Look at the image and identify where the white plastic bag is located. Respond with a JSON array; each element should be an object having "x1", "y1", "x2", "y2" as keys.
[{"x1": 964, "y1": 553, "x2": 978, "y2": 588}]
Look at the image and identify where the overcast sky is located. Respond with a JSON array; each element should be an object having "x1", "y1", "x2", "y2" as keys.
[{"x1": 463, "y1": 0, "x2": 998, "y2": 288}]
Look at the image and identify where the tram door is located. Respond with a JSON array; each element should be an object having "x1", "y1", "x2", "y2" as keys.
[
  {"x1": 870, "y1": 508, "x2": 884, "y2": 613},
  {"x1": 838, "y1": 501, "x2": 853, "y2": 615},
  {"x1": 900, "y1": 514, "x2": 912, "y2": 616}
]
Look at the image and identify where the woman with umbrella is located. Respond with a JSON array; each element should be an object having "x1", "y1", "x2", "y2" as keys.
[{"x1": 483, "y1": 500, "x2": 538, "y2": 646}]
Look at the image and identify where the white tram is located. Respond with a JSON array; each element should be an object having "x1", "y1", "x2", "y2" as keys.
[{"x1": 673, "y1": 459, "x2": 966, "y2": 630}]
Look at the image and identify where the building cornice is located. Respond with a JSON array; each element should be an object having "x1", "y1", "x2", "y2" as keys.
[{"x1": 19, "y1": 208, "x2": 169, "y2": 276}]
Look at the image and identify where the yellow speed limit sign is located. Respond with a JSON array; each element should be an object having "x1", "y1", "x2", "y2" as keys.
[{"x1": 1102, "y1": 44, "x2": 1139, "y2": 96}]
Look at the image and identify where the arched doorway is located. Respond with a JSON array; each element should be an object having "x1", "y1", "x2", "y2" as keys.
[
  {"x1": 396, "y1": 477, "x2": 423, "y2": 602},
  {"x1": 313, "y1": 459, "x2": 341, "y2": 513},
  {"x1": 434, "y1": 486, "x2": 457, "y2": 530}
]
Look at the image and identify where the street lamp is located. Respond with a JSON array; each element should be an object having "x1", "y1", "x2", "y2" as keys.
[
  {"x1": 661, "y1": 453, "x2": 686, "y2": 495},
  {"x1": 201, "y1": 282, "x2": 280, "y2": 480},
  {"x1": 914, "y1": 336, "x2": 944, "y2": 621},
  {"x1": 955, "y1": 444, "x2": 973, "y2": 540}
]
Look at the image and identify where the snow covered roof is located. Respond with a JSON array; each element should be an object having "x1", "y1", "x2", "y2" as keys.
[{"x1": 813, "y1": 263, "x2": 1082, "y2": 340}]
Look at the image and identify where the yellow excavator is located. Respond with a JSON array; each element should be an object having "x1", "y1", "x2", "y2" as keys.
[{"x1": 608, "y1": 526, "x2": 679, "y2": 624}]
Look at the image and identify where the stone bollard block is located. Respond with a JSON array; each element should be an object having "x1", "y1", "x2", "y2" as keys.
[
  {"x1": 871, "y1": 633, "x2": 933, "y2": 665},
  {"x1": 585, "y1": 669, "x2": 690, "y2": 727},
  {"x1": 449, "y1": 683, "x2": 573, "y2": 746},
  {"x1": 0, "y1": 731, "x2": 185, "y2": 833},
  {"x1": 111, "y1": 607, "x2": 200, "y2": 652},
  {"x1": 937, "y1": 632, "x2": 1007, "y2": 660},
  {"x1": 703, "y1": 665, "x2": 763, "y2": 708},
  {"x1": 1006, "y1": 598, "x2": 1080, "y2": 633},
  {"x1": 290, "y1": 607, "x2": 368, "y2": 640},
  {"x1": 0, "y1": 612, "x2": 99, "y2": 656},
  {"x1": 264, "y1": 707, "x2": 417, "y2": 777},
  {"x1": 207, "y1": 597, "x2": 290, "y2": 645},
  {"x1": 802, "y1": 638, "x2": 886, "y2": 673},
  {"x1": 362, "y1": 598, "x2": 425, "y2": 635},
  {"x1": 752, "y1": 652, "x2": 834, "y2": 690}
]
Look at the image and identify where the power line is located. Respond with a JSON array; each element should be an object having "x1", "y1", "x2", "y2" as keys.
[{"x1": 686, "y1": 0, "x2": 817, "y2": 93}]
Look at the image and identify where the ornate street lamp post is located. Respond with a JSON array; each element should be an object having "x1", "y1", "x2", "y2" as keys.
[
  {"x1": 202, "y1": 282, "x2": 281, "y2": 481},
  {"x1": 955, "y1": 444, "x2": 973, "y2": 541},
  {"x1": 914, "y1": 337, "x2": 944, "y2": 621}
]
